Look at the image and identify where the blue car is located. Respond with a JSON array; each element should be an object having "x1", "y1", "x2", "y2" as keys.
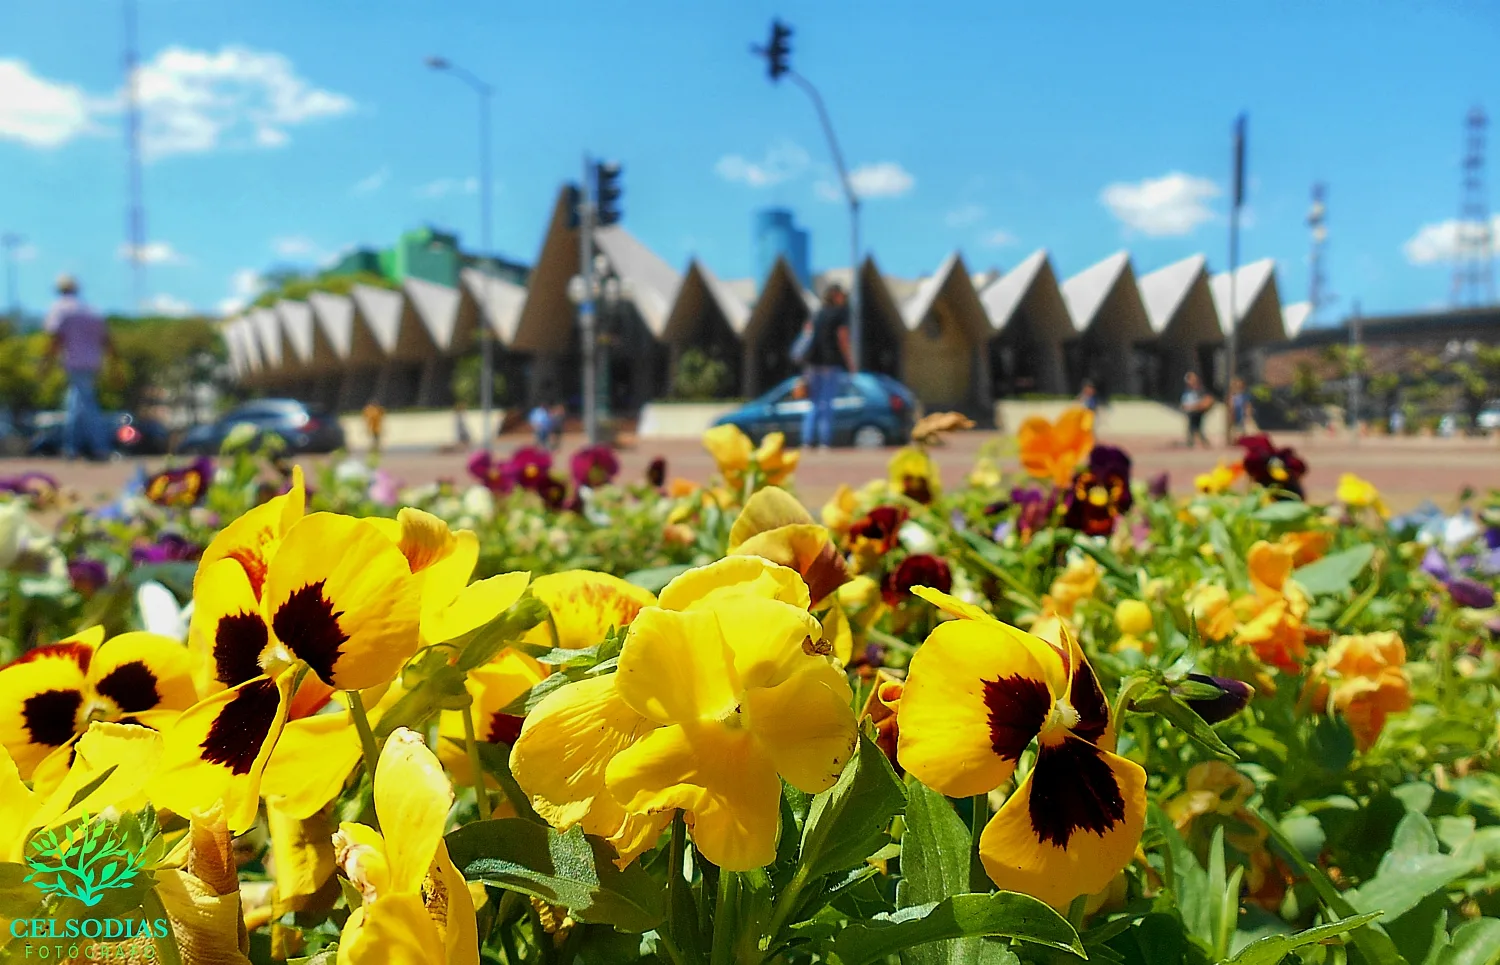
[{"x1": 713, "y1": 373, "x2": 918, "y2": 448}]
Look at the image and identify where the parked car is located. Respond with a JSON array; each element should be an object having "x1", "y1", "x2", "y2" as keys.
[
  {"x1": 1477, "y1": 400, "x2": 1500, "y2": 432},
  {"x1": 712, "y1": 373, "x2": 918, "y2": 448},
  {"x1": 179, "y1": 399, "x2": 345, "y2": 455},
  {"x1": 28, "y1": 411, "x2": 171, "y2": 457}
]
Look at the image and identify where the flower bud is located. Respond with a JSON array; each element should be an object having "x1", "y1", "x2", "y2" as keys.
[
  {"x1": 1175, "y1": 673, "x2": 1254, "y2": 724},
  {"x1": 1114, "y1": 600, "x2": 1154, "y2": 636}
]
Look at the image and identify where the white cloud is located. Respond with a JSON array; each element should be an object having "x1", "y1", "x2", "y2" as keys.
[
  {"x1": 271, "y1": 235, "x2": 320, "y2": 259},
  {"x1": 118, "y1": 241, "x2": 187, "y2": 265},
  {"x1": 12, "y1": 243, "x2": 38, "y2": 263},
  {"x1": 0, "y1": 60, "x2": 98, "y2": 147},
  {"x1": 1100, "y1": 172, "x2": 1220, "y2": 237},
  {"x1": 415, "y1": 176, "x2": 479, "y2": 199},
  {"x1": 217, "y1": 268, "x2": 264, "y2": 315},
  {"x1": 945, "y1": 203, "x2": 986, "y2": 228},
  {"x1": 816, "y1": 161, "x2": 916, "y2": 202},
  {"x1": 1402, "y1": 214, "x2": 1500, "y2": 265},
  {"x1": 351, "y1": 165, "x2": 389, "y2": 196},
  {"x1": 980, "y1": 229, "x2": 1018, "y2": 248},
  {"x1": 146, "y1": 293, "x2": 194, "y2": 317},
  {"x1": 714, "y1": 140, "x2": 811, "y2": 188}
]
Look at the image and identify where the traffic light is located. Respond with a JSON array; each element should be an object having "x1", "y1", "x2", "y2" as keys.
[
  {"x1": 766, "y1": 20, "x2": 792, "y2": 81},
  {"x1": 594, "y1": 162, "x2": 622, "y2": 227},
  {"x1": 564, "y1": 183, "x2": 581, "y2": 229}
]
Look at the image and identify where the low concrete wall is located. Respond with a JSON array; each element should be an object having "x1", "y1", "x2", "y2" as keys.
[
  {"x1": 339, "y1": 410, "x2": 500, "y2": 450},
  {"x1": 636, "y1": 402, "x2": 740, "y2": 439},
  {"x1": 994, "y1": 400, "x2": 1230, "y2": 439}
]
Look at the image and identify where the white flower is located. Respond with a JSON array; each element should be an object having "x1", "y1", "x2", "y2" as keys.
[
  {"x1": 138, "y1": 581, "x2": 192, "y2": 641},
  {"x1": 334, "y1": 458, "x2": 372, "y2": 485},
  {"x1": 461, "y1": 485, "x2": 495, "y2": 521},
  {"x1": 897, "y1": 521, "x2": 937, "y2": 555}
]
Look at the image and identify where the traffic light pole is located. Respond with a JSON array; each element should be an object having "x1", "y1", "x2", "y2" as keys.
[
  {"x1": 788, "y1": 72, "x2": 862, "y2": 372},
  {"x1": 578, "y1": 154, "x2": 600, "y2": 445}
]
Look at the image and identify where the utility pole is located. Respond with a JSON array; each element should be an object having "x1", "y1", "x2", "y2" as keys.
[
  {"x1": 425, "y1": 56, "x2": 497, "y2": 450},
  {"x1": 578, "y1": 155, "x2": 599, "y2": 445},
  {"x1": 1348, "y1": 301, "x2": 1363, "y2": 444},
  {"x1": 754, "y1": 20, "x2": 864, "y2": 371},
  {"x1": 1307, "y1": 183, "x2": 1330, "y2": 319},
  {"x1": 1452, "y1": 106, "x2": 1495, "y2": 307},
  {"x1": 1224, "y1": 113, "x2": 1247, "y2": 445},
  {"x1": 124, "y1": 0, "x2": 146, "y2": 313}
]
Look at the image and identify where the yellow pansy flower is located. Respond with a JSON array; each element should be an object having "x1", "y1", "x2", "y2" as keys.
[
  {"x1": 0, "y1": 628, "x2": 196, "y2": 779},
  {"x1": 334, "y1": 728, "x2": 478, "y2": 965},
  {"x1": 520, "y1": 571, "x2": 656, "y2": 651},
  {"x1": 1337, "y1": 473, "x2": 1390, "y2": 519},
  {"x1": 898, "y1": 587, "x2": 1146, "y2": 909},
  {"x1": 888, "y1": 446, "x2": 941, "y2": 504},
  {"x1": 727, "y1": 487, "x2": 849, "y2": 606},
  {"x1": 155, "y1": 511, "x2": 422, "y2": 833},
  {"x1": 1195, "y1": 461, "x2": 1244, "y2": 495},
  {"x1": 1043, "y1": 556, "x2": 1100, "y2": 620},
  {"x1": 438, "y1": 649, "x2": 548, "y2": 789},
  {"x1": 703, "y1": 424, "x2": 754, "y2": 489}
]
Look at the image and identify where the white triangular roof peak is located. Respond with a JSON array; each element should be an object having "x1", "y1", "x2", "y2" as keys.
[
  {"x1": 276, "y1": 300, "x2": 316, "y2": 365},
  {"x1": 308, "y1": 291, "x2": 354, "y2": 359},
  {"x1": 1060, "y1": 251, "x2": 1131, "y2": 331},
  {"x1": 1283, "y1": 301, "x2": 1313, "y2": 338},
  {"x1": 1210, "y1": 258, "x2": 1277, "y2": 334},
  {"x1": 405, "y1": 277, "x2": 462, "y2": 351},
  {"x1": 902, "y1": 251, "x2": 963, "y2": 329},
  {"x1": 593, "y1": 226, "x2": 683, "y2": 339},
  {"x1": 250, "y1": 308, "x2": 283, "y2": 368},
  {"x1": 979, "y1": 249, "x2": 1052, "y2": 331},
  {"x1": 461, "y1": 267, "x2": 528, "y2": 345},
  {"x1": 351, "y1": 284, "x2": 404, "y2": 355},
  {"x1": 1137, "y1": 255, "x2": 1208, "y2": 333}
]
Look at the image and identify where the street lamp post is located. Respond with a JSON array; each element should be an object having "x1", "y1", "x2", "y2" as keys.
[
  {"x1": 754, "y1": 21, "x2": 863, "y2": 371},
  {"x1": 426, "y1": 55, "x2": 497, "y2": 451}
]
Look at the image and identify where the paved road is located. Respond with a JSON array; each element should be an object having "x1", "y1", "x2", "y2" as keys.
[{"x1": 3, "y1": 430, "x2": 1497, "y2": 516}]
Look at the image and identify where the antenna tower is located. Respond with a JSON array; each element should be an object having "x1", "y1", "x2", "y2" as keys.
[
  {"x1": 1307, "y1": 182, "x2": 1330, "y2": 318},
  {"x1": 1452, "y1": 106, "x2": 1495, "y2": 307},
  {"x1": 125, "y1": 0, "x2": 146, "y2": 313}
]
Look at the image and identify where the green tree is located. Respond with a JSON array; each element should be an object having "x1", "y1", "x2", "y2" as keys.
[{"x1": 669, "y1": 348, "x2": 732, "y2": 401}]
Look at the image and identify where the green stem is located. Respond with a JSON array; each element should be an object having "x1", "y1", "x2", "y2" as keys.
[
  {"x1": 347, "y1": 690, "x2": 382, "y2": 810},
  {"x1": 495, "y1": 890, "x2": 522, "y2": 965},
  {"x1": 760, "y1": 865, "x2": 810, "y2": 956},
  {"x1": 461, "y1": 699, "x2": 492, "y2": 821},
  {"x1": 710, "y1": 869, "x2": 739, "y2": 965},
  {"x1": 545, "y1": 610, "x2": 562, "y2": 651},
  {"x1": 865, "y1": 627, "x2": 915, "y2": 655},
  {"x1": 970, "y1": 793, "x2": 987, "y2": 852},
  {"x1": 963, "y1": 549, "x2": 1042, "y2": 609}
]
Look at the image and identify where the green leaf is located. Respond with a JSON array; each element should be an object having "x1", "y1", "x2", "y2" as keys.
[
  {"x1": 1251, "y1": 806, "x2": 1410, "y2": 965},
  {"x1": 1151, "y1": 805, "x2": 1211, "y2": 944},
  {"x1": 1225, "y1": 912, "x2": 1383, "y2": 965},
  {"x1": 797, "y1": 733, "x2": 906, "y2": 882},
  {"x1": 446, "y1": 818, "x2": 664, "y2": 931},
  {"x1": 1251, "y1": 501, "x2": 1315, "y2": 524},
  {"x1": 1133, "y1": 692, "x2": 1237, "y2": 761},
  {"x1": 834, "y1": 892, "x2": 1084, "y2": 965},
  {"x1": 1435, "y1": 918, "x2": 1500, "y2": 965},
  {"x1": 1293, "y1": 544, "x2": 1376, "y2": 596},
  {"x1": 899, "y1": 778, "x2": 980, "y2": 965},
  {"x1": 1348, "y1": 812, "x2": 1475, "y2": 923},
  {"x1": 622, "y1": 563, "x2": 694, "y2": 594}
]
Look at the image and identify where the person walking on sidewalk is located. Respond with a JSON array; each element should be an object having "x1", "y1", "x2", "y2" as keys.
[
  {"x1": 44, "y1": 274, "x2": 111, "y2": 461},
  {"x1": 1180, "y1": 371, "x2": 1215, "y2": 448},
  {"x1": 799, "y1": 283, "x2": 854, "y2": 451},
  {"x1": 362, "y1": 401, "x2": 386, "y2": 455}
]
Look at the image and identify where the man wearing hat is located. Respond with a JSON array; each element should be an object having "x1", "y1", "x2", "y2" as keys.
[{"x1": 44, "y1": 274, "x2": 112, "y2": 460}]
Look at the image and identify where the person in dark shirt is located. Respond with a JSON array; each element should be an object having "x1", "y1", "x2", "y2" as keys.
[{"x1": 799, "y1": 284, "x2": 854, "y2": 450}]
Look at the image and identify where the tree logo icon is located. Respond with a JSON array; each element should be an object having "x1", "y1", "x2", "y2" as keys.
[{"x1": 23, "y1": 814, "x2": 147, "y2": 907}]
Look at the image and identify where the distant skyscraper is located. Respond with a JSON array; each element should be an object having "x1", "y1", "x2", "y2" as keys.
[{"x1": 754, "y1": 209, "x2": 810, "y2": 289}]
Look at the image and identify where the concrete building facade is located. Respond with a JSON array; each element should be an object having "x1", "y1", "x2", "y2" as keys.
[{"x1": 224, "y1": 186, "x2": 1308, "y2": 416}]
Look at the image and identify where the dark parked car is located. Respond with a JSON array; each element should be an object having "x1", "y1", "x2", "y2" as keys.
[
  {"x1": 179, "y1": 399, "x2": 345, "y2": 455},
  {"x1": 29, "y1": 411, "x2": 171, "y2": 457},
  {"x1": 712, "y1": 373, "x2": 918, "y2": 448}
]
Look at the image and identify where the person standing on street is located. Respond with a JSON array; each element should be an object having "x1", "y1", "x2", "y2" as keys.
[
  {"x1": 799, "y1": 283, "x2": 854, "y2": 451},
  {"x1": 1180, "y1": 371, "x2": 1215, "y2": 449},
  {"x1": 362, "y1": 400, "x2": 385, "y2": 455},
  {"x1": 44, "y1": 275, "x2": 111, "y2": 461},
  {"x1": 1228, "y1": 377, "x2": 1253, "y2": 441}
]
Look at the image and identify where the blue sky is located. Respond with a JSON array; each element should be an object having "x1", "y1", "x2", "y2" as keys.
[{"x1": 1, "y1": 0, "x2": 1495, "y2": 323}]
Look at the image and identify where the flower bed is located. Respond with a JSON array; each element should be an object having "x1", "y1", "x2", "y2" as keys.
[{"x1": 1, "y1": 410, "x2": 1498, "y2": 965}]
